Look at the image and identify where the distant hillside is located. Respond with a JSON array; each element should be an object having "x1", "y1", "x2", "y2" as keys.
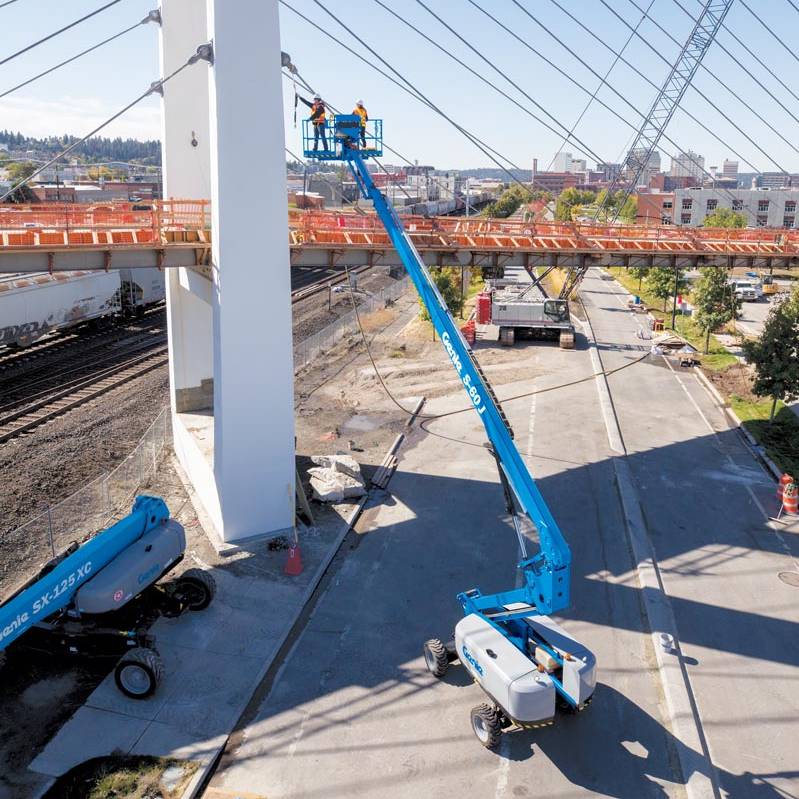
[{"x1": 0, "y1": 131, "x2": 161, "y2": 165}]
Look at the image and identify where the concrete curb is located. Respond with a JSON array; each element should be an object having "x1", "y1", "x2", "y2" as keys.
[
  {"x1": 178, "y1": 496, "x2": 368, "y2": 799},
  {"x1": 580, "y1": 281, "x2": 719, "y2": 799},
  {"x1": 693, "y1": 369, "x2": 783, "y2": 481}
]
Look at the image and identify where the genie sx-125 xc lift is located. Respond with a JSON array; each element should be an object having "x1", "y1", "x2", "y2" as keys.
[
  {"x1": 0, "y1": 495, "x2": 215, "y2": 699},
  {"x1": 305, "y1": 116, "x2": 595, "y2": 748}
]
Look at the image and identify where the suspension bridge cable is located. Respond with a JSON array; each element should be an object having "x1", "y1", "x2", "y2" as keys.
[
  {"x1": 0, "y1": 45, "x2": 213, "y2": 202},
  {"x1": 280, "y1": 7, "x2": 519, "y2": 178},
  {"x1": 541, "y1": 0, "x2": 655, "y2": 175},
  {"x1": 550, "y1": 0, "x2": 799, "y2": 162},
  {"x1": 506, "y1": 0, "x2": 791, "y2": 176},
  {"x1": 464, "y1": 0, "x2": 756, "y2": 205},
  {"x1": 667, "y1": 0, "x2": 799, "y2": 131},
  {"x1": 0, "y1": 0, "x2": 123, "y2": 67},
  {"x1": 374, "y1": 0, "x2": 607, "y2": 167},
  {"x1": 281, "y1": 1, "x2": 528, "y2": 191},
  {"x1": 0, "y1": 0, "x2": 20, "y2": 8},
  {"x1": 713, "y1": 13, "x2": 799, "y2": 109},
  {"x1": 307, "y1": 0, "x2": 529, "y2": 183},
  {"x1": 737, "y1": 0, "x2": 799, "y2": 68},
  {"x1": 786, "y1": 0, "x2": 799, "y2": 14},
  {"x1": 1, "y1": 12, "x2": 160, "y2": 100}
]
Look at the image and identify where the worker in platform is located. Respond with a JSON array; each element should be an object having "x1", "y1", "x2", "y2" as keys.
[
  {"x1": 353, "y1": 99, "x2": 368, "y2": 147},
  {"x1": 299, "y1": 94, "x2": 328, "y2": 151}
]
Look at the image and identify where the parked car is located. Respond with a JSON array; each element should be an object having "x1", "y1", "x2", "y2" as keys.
[{"x1": 730, "y1": 280, "x2": 759, "y2": 302}]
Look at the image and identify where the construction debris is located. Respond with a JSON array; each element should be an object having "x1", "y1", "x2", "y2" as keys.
[{"x1": 308, "y1": 454, "x2": 367, "y2": 502}]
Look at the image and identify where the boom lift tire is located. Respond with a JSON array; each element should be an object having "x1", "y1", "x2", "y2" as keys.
[
  {"x1": 114, "y1": 647, "x2": 164, "y2": 699},
  {"x1": 470, "y1": 703, "x2": 503, "y2": 749},
  {"x1": 423, "y1": 638, "x2": 450, "y2": 678},
  {"x1": 175, "y1": 568, "x2": 217, "y2": 611}
]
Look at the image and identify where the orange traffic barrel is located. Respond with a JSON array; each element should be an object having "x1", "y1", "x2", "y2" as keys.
[
  {"x1": 777, "y1": 473, "x2": 794, "y2": 501},
  {"x1": 783, "y1": 480, "x2": 798, "y2": 516}
]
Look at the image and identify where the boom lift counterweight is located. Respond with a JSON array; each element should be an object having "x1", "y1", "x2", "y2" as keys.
[{"x1": 305, "y1": 116, "x2": 596, "y2": 747}]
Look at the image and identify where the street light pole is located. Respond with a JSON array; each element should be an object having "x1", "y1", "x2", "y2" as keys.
[{"x1": 671, "y1": 263, "x2": 679, "y2": 329}]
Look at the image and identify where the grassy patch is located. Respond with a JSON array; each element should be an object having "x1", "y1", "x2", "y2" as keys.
[
  {"x1": 43, "y1": 755, "x2": 198, "y2": 799},
  {"x1": 606, "y1": 267, "x2": 735, "y2": 365},
  {"x1": 741, "y1": 407, "x2": 799, "y2": 476}
]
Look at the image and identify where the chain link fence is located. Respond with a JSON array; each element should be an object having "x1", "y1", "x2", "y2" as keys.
[
  {"x1": 1, "y1": 407, "x2": 171, "y2": 603},
  {"x1": 294, "y1": 276, "x2": 411, "y2": 370}
]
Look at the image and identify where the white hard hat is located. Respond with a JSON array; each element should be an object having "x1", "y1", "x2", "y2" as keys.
[
  {"x1": 357, "y1": 99, "x2": 364, "y2": 105},
  {"x1": 314, "y1": 95, "x2": 321, "y2": 101}
]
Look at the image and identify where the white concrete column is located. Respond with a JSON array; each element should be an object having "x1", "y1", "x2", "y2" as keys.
[
  {"x1": 159, "y1": 0, "x2": 213, "y2": 415},
  {"x1": 206, "y1": 0, "x2": 296, "y2": 541}
]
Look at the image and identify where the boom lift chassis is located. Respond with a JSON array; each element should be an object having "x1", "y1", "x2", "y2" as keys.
[{"x1": 306, "y1": 116, "x2": 595, "y2": 747}]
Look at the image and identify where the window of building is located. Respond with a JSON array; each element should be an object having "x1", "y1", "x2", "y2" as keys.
[
  {"x1": 783, "y1": 215, "x2": 795, "y2": 228},
  {"x1": 758, "y1": 200, "x2": 769, "y2": 212},
  {"x1": 706, "y1": 199, "x2": 718, "y2": 211},
  {"x1": 681, "y1": 198, "x2": 693, "y2": 210},
  {"x1": 757, "y1": 214, "x2": 768, "y2": 226},
  {"x1": 662, "y1": 200, "x2": 672, "y2": 209},
  {"x1": 732, "y1": 199, "x2": 743, "y2": 210},
  {"x1": 661, "y1": 215, "x2": 672, "y2": 225},
  {"x1": 785, "y1": 201, "x2": 796, "y2": 213},
  {"x1": 681, "y1": 213, "x2": 692, "y2": 224}
]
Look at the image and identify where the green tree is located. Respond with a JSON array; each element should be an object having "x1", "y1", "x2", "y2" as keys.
[
  {"x1": 629, "y1": 266, "x2": 650, "y2": 294},
  {"x1": 555, "y1": 187, "x2": 596, "y2": 221},
  {"x1": 742, "y1": 297, "x2": 799, "y2": 421},
  {"x1": 703, "y1": 207, "x2": 747, "y2": 228},
  {"x1": 693, "y1": 267, "x2": 738, "y2": 353},
  {"x1": 419, "y1": 268, "x2": 463, "y2": 320},
  {"x1": 482, "y1": 184, "x2": 533, "y2": 219},
  {"x1": 3, "y1": 161, "x2": 38, "y2": 203},
  {"x1": 646, "y1": 265, "x2": 687, "y2": 312}
]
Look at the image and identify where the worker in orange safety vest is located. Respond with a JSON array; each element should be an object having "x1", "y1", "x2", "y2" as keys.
[
  {"x1": 353, "y1": 99, "x2": 368, "y2": 147},
  {"x1": 299, "y1": 94, "x2": 328, "y2": 151}
]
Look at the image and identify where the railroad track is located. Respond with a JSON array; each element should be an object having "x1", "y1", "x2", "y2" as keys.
[
  {"x1": 0, "y1": 305, "x2": 166, "y2": 374},
  {"x1": 291, "y1": 264, "x2": 374, "y2": 304},
  {"x1": 0, "y1": 346, "x2": 169, "y2": 444}
]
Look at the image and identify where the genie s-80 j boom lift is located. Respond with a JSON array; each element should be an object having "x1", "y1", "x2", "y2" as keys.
[{"x1": 305, "y1": 115, "x2": 596, "y2": 748}]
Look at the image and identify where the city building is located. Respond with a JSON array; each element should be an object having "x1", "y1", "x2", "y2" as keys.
[
  {"x1": 670, "y1": 150, "x2": 705, "y2": 180},
  {"x1": 624, "y1": 148, "x2": 661, "y2": 184},
  {"x1": 756, "y1": 172, "x2": 799, "y2": 189},
  {"x1": 530, "y1": 171, "x2": 579, "y2": 194},
  {"x1": 649, "y1": 173, "x2": 699, "y2": 192},
  {"x1": 636, "y1": 190, "x2": 674, "y2": 224},
  {"x1": 570, "y1": 158, "x2": 587, "y2": 174},
  {"x1": 673, "y1": 187, "x2": 799, "y2": 227},
  {"x1": 722, "y1": 159, "x2": 738, "y2": 180},
  {"x1": 551, "y1": 151, "x2": 573, "y2": 173},
  {"x1": 596, "y1": 162, "x2": 622, "y2": 181}
]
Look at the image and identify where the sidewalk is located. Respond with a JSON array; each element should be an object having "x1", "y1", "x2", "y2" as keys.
[{"x1": 28, "y1": 457, "x2": 363, "y2": 794}]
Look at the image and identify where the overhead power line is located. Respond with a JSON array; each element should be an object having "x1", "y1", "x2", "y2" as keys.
[
  {"x1": 1, "y1": 11, "x2": 161, "y2": 100},
  {"x1": 0, "y1": 0, "x2": 123, "y2": 67},
  {"x1": 0, "y1": 43, "x2": 214, "y2": 203}
]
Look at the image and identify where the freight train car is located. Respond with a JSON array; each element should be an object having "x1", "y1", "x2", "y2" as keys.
[{"x1": 0, "y1": 268, "x2": 165, "y2": 348}]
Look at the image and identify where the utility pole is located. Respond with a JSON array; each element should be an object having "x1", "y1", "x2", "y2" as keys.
[
  {"x1": 465, "y1": 177, "x2": 471, "y2": 217},
  {"x1": 671, "y1": 263, "x2": 679, "y2": 329}
]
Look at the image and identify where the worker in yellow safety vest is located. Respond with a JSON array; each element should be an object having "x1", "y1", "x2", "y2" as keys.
[
  {"x1": 299, "y1": 94, "x2": 328, "y2": 151},
  {"x1": 353, "y1": 100, "x2": 368, "y2": 147}
]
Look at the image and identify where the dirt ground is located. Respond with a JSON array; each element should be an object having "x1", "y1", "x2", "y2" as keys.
[{"x1": 703, "y1": 360, "x2": 759, "y2": 402}]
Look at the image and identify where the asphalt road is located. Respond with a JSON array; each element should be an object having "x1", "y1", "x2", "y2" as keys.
[{"x1": 209, "y1": 269, "x2": 798, "y2": 799}]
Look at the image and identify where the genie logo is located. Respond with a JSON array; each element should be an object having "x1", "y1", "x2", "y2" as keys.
[
  {"x1": 441, "y1": 332, "x2": 463, "y2": 374},
  {"x1": 461, "y1": 644, "x2": 484, "y2": 676}
]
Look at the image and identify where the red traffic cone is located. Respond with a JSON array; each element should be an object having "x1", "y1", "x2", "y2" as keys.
[{"x1": 284, "y1": 544, "x2": 304, "y2": 576}]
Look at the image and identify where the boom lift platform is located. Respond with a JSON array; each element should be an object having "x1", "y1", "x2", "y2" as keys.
[
  {"x1": 305, "y1": 117, "x2": 595, "y2": 747},
  {"x1": 0, "y1": 495, "x2": 216, "y2": 699}
]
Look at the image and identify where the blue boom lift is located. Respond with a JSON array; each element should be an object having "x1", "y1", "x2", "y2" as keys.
[
  {"x1": 305, "y1": 115, "x2": 596, "y2": 748},
  {"x1": 0, "y1": 495, "x2": 215, "y2": 698}
]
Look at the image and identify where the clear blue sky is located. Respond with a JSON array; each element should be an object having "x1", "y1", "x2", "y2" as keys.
[{"x1": 2, "y1": 0, "x2": 799, "y2": 173}]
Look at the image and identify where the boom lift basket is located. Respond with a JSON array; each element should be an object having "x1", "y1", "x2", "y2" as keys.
[{"x1": 303, "y1": 115, "x2": 383, "y2": 160}]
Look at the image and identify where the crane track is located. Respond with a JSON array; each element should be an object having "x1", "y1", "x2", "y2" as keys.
[{"x1": 0, "y1": 347, "x2": 169, "y2": 444}]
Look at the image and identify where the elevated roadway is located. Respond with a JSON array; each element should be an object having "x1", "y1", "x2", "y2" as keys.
[{"x1": 1, "y1": 202, "x2": 797, "y2": 274}]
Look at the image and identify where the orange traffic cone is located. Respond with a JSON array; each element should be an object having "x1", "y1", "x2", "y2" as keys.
[{"x1": 284, "y1": 544, "x2": 304, "y2": 576}]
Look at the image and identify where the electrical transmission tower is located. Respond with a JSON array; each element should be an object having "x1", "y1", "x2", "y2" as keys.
[{"x1": 597, "y1": 0, "x2": 734, "y2": 224}]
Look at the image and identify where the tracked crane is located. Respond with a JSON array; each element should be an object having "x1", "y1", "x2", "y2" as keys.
[{"x1": 305, "y1": 115, "x2": 595, "y2": 748}]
